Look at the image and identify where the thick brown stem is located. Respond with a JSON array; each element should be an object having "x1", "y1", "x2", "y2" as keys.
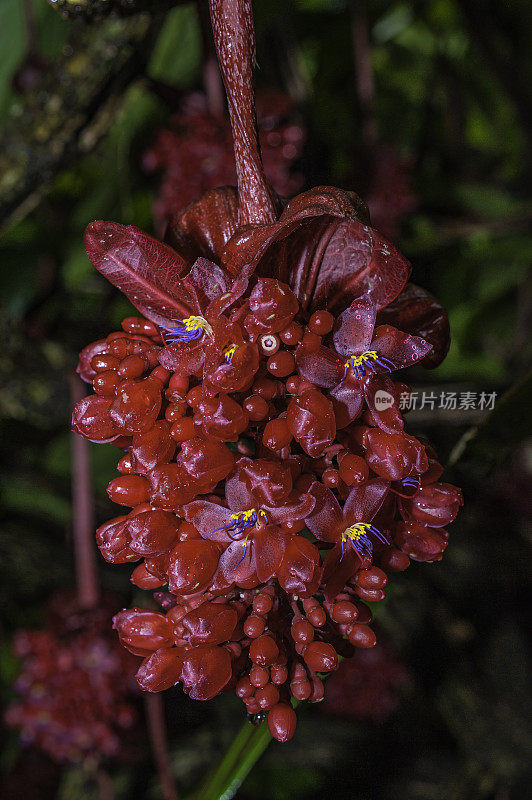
[
  {"x1": 69, "y1": 374, "x2": 99, "y2": 609},
  {"x1": 145, "y1": 694, "x2": 179, "y2": 800},
  {"x1": 209, "y1": 0, "x2": 277, "y2": 226}
]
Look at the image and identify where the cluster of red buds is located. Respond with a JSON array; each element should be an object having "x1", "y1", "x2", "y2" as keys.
[
  {"x1": 143, "y1": 90, "x2": 305, "y2": 232},
  {"x1": 5, "y1": 595, "x2": 138, "y2": 763},
  {"x1": 72, "y1": 174, "x2": 462, "y2": 741}
]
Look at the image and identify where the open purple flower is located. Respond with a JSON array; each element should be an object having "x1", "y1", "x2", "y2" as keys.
[
  {"x1": 183, "y1": 461, "x2": 314, "y2": 583},
  {"x1": 305, "y1": 478, "x2": 390, "y2": 598},
  {"x1": 296, "y1": 294, "x2": 432, "y2": 429}
]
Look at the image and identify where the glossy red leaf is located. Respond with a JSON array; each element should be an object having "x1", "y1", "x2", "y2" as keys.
[{"x1": 84, "y1": 221, "x2": 197, "y2": 327}]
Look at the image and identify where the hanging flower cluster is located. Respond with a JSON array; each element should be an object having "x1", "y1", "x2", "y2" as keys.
[
  {"x1": 143, "y1": 90, "x2": 305, "y2": 232},
  {"x1": 5, "y1": 594, "x2": 138, "y2": 763},
  {"x1": 72, "y1": 179, "x2": 461, "y2": 742}
]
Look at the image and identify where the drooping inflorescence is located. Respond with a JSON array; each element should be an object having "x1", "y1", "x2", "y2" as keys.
[{"x1": 72, "y1": 203, "x2": 462, "y2": 742}]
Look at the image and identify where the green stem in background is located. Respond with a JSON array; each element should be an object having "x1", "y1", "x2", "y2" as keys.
[{"x1": 186, "y1": 719, "x2": 271, "y2": 800}]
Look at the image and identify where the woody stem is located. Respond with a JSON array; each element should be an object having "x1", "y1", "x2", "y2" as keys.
[{"x1": 209, "y1": 0, "x2": 278, "y2": 226}]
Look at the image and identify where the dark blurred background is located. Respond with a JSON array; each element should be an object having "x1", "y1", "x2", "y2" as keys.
[{"x1": 0, "y1": 1, "x2": 531, "y2": 799}]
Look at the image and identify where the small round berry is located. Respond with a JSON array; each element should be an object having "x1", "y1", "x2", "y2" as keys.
[
  {"x1": 168, "y1": 373, "x2": 190, "y2": 394},
  {"x1": 186, "y1": 385, "x2": 203, "y2": 407},
  {"x1": 347, "y1": 624, "x2": 377, "y2": 648},
  {"x1": 165, "y1": 402, "x2": 187, "y2": 421},
  {"x1": 255, "y1": 683, "x2": 280, "y2": 710},
  {"x1": 244, "y1": 615, "x2": 266, "y2": 638},
  {"x1": 122, "y1": 317, "x2": 158, "y2": 337},
  {"x1": 379, "y1": 547, "x2": 410, "y2": 572},
  {"x1": 270, "y1": 665, "x2": 288, "y2": 685},
  {"x1": 91, "y1": 353, "x2": 120, "y2": 373},
  {"x1": 268, "y1": 703, "x2": 297, "y2": 742},
  {"x1": 93, "y1": 370, "x2": 119, "y2": 396},
  {"x1": 117, "y1": 454, "x2": 133, "y2": 474},
  {"x1": 322, "y1": 468, "x2": 340, "y2": 488},
  {"x1": 236, "y1": 677, "x2": 254, "y2": 699},
  {"x1": 303, "y1": 641, "x2": 338, "y2": 672},
  {"x1": 117, "y1": 354, "x2": 146, "y2": 379},
  {"x1": 308, "y1": 677, "x2": 325, "y2": 703},
  {"x1": 291, "y1": 619, "x2": 314, "y2": 645},
  {"x1": 250, "y1": 666, "x2": 269, "y2": 688},
  {"x1": 263, "y1": 418, "x2": 293, "y2": 451},
  {"x1": 267, "y1": 350, "x2": 295, "y2": 377},
  {"x1": 285, "y1": 375, "x2": 300, "y2": 394},
  {"x1": 250, "y1": 635, "x2": 279, "y2": 667},
  {"x1": 107, "y1": 475, "x2": 150, "y2": 506},
  {"x1": 338, "y1": 453, "x2": 369, "y2": 485},
  {"x1": 252, "y1": 594, "x2": 273, "y2": 615},
  {"x1": 309, "y1": 310, "x2": 334, "y2": 335},
  {"x1": 331, "y1": 600, "x2": 358, "y2": 624},
  {"x1": 170, "y1": 417, "x2": 195, "y2": 442},
  {"x1": 279, "y1": 322, "x2": 303, "y2": 346},
  {"x1": 244, "y1": 395, "x2": 269, "y2": 421},
  {"x1": 251, "y1": 378, "x2": 277, "y2": 400},
  {"x1": 355, "y1": 567, "x2": 388, "y2": 590},
  {"x1": 290, "y1": 677, "x2": 311, "y2": 700}
]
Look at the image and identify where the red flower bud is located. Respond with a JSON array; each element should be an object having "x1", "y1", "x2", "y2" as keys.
[
  {"x1": 362, "y1": 429, "x2": 427, "y2": 480},
  {"x1": 195, "y1": 395, "x2": 249, "y2": 441},
  {"x1": 109, "y1": 377, "x2": 162, "y2": 434},
  {"x1": 72, "y1": 395, "x2": 120, "y2": 441},
  {"x1": 177, "y1": 436, "x2": 235, "y2": 494},
  {"x1": 167, "y1": 540, "x2": 220, "y2": 594},
  {"x1": 287, "y1": 388, "x2": 335, "y2": 458},
  {"x1": 399, "y1": 482, "x2": 463, "y2": 527},
  {"x1": 181, "y1": 602, "x2": 238, "y2": 646},
  {"x1": 180, "y1": 645, "x2": 232, "y2": 700},
  {"x1": 136, "y1": 647, "x2": 185, "y2": 691},
  {"x1": 249, "y1": 634, "x2": 279, "y2": 666},
  {"x1": 303, "y1": 641, "x2": 338, "y2": 672},
  {"x1": 129, "y1": 420, "x2": 176, "y2": 474},
  {"x1": 278, "y1": 537, "x2": 322, "y2": 597},
  {"x1": 126, "y1": 509, "x2": 181, "y2": 555},
  {"x1": 393, "y1": 521, "x2": 448, "y2": 561},
  {"x1": 113, "y1": 609, "x2": 174, "y2": 656},
  {"x1": 268, "y1": 703, "x2": 297, "y2": 742},
  {"x1": 107, "y1": 475, "x2": 150, "y2": 506},
  {"x1": 248, "y1": 278, "x2": 299, "y2": 334},
  {"x1": 96, "y1": 515, "x2": 138, "y2": 563},
  {"x1": 148, "y1": 464, "x2": 196, "y2": 509}
]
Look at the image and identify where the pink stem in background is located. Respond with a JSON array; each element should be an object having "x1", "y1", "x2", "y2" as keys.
[
  {"x1": 145, "y1": 694, "x2": 179, "y2": 800},
  {"x1": 21, "y1": 0, "x2": 38, "y2": 55},
  {"x1": 209, "y1": 0, "x2": 278, "y2": 226},
  {"x1": 69, "y1": 374, "x2": 99, "y2": 609},
  {"x1": 351, "y1": 0, "x2": 377, "y2": 151},
  {"x1": 198, "y1": 0, "x2": 226, "y2": 118}
]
